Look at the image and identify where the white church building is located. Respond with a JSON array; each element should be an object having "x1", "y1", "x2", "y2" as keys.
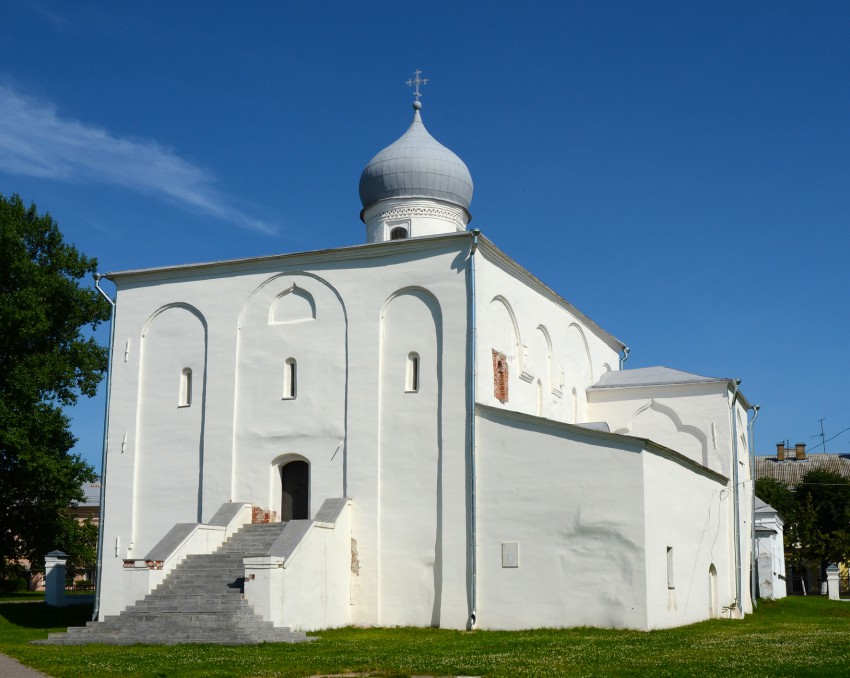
[{"x1": 93, "y1": 89, "x2": 756, "y2": 634}]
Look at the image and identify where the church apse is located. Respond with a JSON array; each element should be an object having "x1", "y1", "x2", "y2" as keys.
[
  {"x1": 233, "y1": 274, "x2": 346, "y2": 516},
  {"x1": 378, "y1": 287, "x2": 444, "y2": 626}
]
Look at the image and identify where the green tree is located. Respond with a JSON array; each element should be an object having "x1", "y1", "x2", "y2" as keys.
[
  {"x1": 756, "y1": 469, "x2": 850, "y2": 593},
  {"x1": 795, "y1": 469, "x2": 850, "y2": 566},
  {"x1": 0, "y1": 194, "x2": 110, "y2": 582},
  {"x1": 60, "y1": 516, "x2": 99, "y2": 584},
  {"x1": 755, "y1": 476, "x2": 809, "y2": 572},
  {"x1": 755, "y1": 476, "x2": 795, "y2": 520}
]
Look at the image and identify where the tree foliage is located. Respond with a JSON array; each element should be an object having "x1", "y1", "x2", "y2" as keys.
[
  {"x1": 756, "y1": 469, "x2": 850, "y2": 572},
  {"x1": 59, "y1": 516, "x2": 99, "y2": 583},
  {"x1": 0, "y1": 194, "x2": 110, "y2": 580},
  {"x1": 794, "y1": 469, "x2": 850, "y2": 566}
]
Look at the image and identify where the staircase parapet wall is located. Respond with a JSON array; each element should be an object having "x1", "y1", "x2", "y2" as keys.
[
  {"x1": 209, "y1": 502, "x2": 255, "y2": 534},
  {"x1": 268, "y1": 521, "x2": 312, "y2": 561},
  {"x1": 244, "y1": 498, "x2": 351, "y2": 631},
  {"x1": 122, "y1": 502, "x2": 253, "y2": 604},
  {"x1": 313, "y1": 497, "x2": 349, "y2": 525},
  {"x1": 145, "y1": 522, "x2": 202, "y2": 562}
]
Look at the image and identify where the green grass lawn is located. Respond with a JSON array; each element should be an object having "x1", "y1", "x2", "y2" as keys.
[
  {"x1": 2, "y1": 597, "x2": 850, "y2": 677},
  {"x1": 0, "y1": 590, "x2": 44, "y2": 602}
]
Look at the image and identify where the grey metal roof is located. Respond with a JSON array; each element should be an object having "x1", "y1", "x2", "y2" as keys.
[
  {"x1": 589, "y1": 366, "x2": 729, "y2": 390},
  {"x1": 576, "y1": 422, "x2": 611, "y2": 432},
  {"x1": 754, "y1": 497, "x2": 776, "y2": 513},
  {"x1": 359, "y1": 105, "x2": 473, "y2": 213},
  {"x1": 74, "y1": 479, "x2": 100, "y2": 507},
  {"x1": 755, "y1": 453, "x2": 850, "y2": 488}
]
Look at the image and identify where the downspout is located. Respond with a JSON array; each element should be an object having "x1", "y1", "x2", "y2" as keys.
[
  {"x1": 730, "y1": 379, "x2": 742, "y2": 614},
  {"x1": 92, "y1": 274, "x2": 116, "y2": 622},
  {"x1": 466, "y1": 229, "x2": 480, "y2": 629},
  {"x1": 619, "y1": 346, "x2": 630, "y2": 370},
  {"x1": 748, "y1": 404, "x2": 760, "y2": 608}
]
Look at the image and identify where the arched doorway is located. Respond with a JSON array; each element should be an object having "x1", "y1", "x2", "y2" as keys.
[{"x1": 280, "y1": 460, "x2": 309, "y2": 520}]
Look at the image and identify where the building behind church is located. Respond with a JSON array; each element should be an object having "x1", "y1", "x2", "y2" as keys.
[{"x1": 90, "y1": 89, "x2": 757, "y2": 637}]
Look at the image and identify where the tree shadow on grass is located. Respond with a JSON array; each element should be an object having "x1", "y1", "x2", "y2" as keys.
[{"x1": 0, "y1": 602, "x2": 92, "y2": 631}]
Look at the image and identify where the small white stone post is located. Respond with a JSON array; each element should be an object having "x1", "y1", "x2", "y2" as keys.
[
  {"x1": 826, "y1": 563, "x2": 840, "y2": 600},
  {"x1": 44, "y1": 550, "x2": 68, "y2": 607}
]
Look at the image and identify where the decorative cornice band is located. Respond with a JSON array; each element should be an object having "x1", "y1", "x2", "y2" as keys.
[{"x1": 365, "y1": 204, "x2": 467, "y2": 230}]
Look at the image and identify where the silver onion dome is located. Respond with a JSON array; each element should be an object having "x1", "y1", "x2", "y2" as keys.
[{"x1": 359, "y1": 102, "x2": 473, "y2": 215}]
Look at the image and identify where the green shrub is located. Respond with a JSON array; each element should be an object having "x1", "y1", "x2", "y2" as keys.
[
  {"x1": 0, "y1": 576, "x2": 28, "y2": 593},
  {"x1": 0, "y1": 563, "x2": 30, "y2": 593}
]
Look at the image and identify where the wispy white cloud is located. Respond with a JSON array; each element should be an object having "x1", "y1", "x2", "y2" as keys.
[
  {"x1": 0, "y1": 84, "x2": 276, "y2": 234},
  {"x1": 27, "y1": 2, "x2": 73, "y2": 30}
]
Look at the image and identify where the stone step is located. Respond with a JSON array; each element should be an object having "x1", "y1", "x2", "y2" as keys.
[{"x1": 34, "y1": 520, "x2": 309, "y2": 646}]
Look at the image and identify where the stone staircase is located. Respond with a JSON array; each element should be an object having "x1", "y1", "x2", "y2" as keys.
[{"x1": 36, "y1": 523, "x2": 311, "y2": 645}]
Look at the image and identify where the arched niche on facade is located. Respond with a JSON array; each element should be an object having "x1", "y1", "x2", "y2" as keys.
[
  {"x1": 488, "y1": 295, "x2": 522, "y2": 370},
  {"x1": 232, "y1": 272, "x2": 347, "y2": 512},
  {"x1": 616, "y1": 399, "x2": 709, "y2": 468},
  {"x1": 269, "y1": 285, "x2": 316, "y2": 325},
  {"x1": 531, "y1": 325, "x2": 553, "y2": 394},
  {"x1": 134, "y1": 303, "x2": 208, "y2": 555},
  {"x1": 565, "y1": 323, "x2": 593, "y2": 384},
  {"x1": 378, "y1": 286, "x2": 444, "y2": 627}
]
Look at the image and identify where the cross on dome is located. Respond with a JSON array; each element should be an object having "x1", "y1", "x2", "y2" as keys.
[
  {"x1": 359, "y1": 71, "x2": 474, "y2": 223},
  {"x1": 406, "y1": 69, "x2": 429, "y2": 107}
]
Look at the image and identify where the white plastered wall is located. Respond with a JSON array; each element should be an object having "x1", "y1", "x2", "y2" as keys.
[
  {"x1": 586, "y1": 384, "x2": 753, "y2": 617},
  {"x1": 232, "y1": 272, "x2": 346, "y2": 517},
  {"x1": 377, "y1": 287, "x2": 444, "y2": 626},
  {"x1": 475, "y1": 407, "x2": 649, "y2": 630},
  {"x1": 474, "y1": 245, "x2": 621, "y2": 426},
  {"x1": 755, "y1": 510, "x2": 787, "y2": 600},
  {"x1": 640, "y1": 450, "x2": 732, "y2": 628},
  {"x1": 133, "y1": 304, "x2": 207, "y2": 556},
  {"x1": 586, "y1": 383, "x2": 732, "y2": 476},
  {"x1": 733, "y1": 397, "x2": 754, "y2": 614},
  {"x1": 98, "y1": 235, "x2": 472, "y2": 623}
]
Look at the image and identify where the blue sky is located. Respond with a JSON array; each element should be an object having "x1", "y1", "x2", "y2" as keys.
[{"x1": 2, "y1": 1, "x2": 849, "y2": 470}]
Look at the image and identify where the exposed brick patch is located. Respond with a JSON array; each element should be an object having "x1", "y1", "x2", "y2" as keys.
[
  {"x1": 351, "y1": 538, "x2": 360, "y2": 576},
  {"x1": 252, "y1": 506, "x2": 276, "y2": 524},
  {"x1": 492, "y1": 349, "x2": 509, "y2": 403}
]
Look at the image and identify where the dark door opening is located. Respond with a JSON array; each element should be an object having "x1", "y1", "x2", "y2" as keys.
[{"x1": 280, "y1": 460, "x2": 309, "y2": 521}]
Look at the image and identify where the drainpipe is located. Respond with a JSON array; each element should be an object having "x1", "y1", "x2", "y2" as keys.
[
  {"x1": 92, "y1": 274, "x2": 116, "y2": 622},
  {"x1": 466, "y1": 229, "x2": 480, "y2": 629},
  {"x1": 730, "y1": 379, "x2": 742, "y2": 614},
  {"x1": 748, "y1": 404, "x2": 760, "y2": 608},
  {"x1": 619, "y1": 346, "x2": 630, "y2": 370}
]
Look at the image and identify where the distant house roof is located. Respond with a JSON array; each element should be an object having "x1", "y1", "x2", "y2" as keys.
[
  {"x1": 755, "y1": 454, "x2": 850, "y2": 488},
  {"x1": 589, "y1": 366, "x2": 729, "y2": 390},
  {"x1": 74, "y1": 479, "x2": 101, "y2": 507}
]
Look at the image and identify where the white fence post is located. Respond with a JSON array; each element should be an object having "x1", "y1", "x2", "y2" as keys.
[
  {"x1": 827, "y1": 563, "x2": 840, "y2": 601},
  {"x1": 44, "y1": 550, "x2": 68, "y2": 607}
]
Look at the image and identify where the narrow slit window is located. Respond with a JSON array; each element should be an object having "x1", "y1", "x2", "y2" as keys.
[
  {"x1": 179, "y1": 367, "x2": 192, "y2": 407},
  {"x1": 406, "y1": 352, "x2": 420, "y2": 393},
  {"x1": 283, "y1": 358, "x2": 297, "y2": 399},
  {"x1": 666, "y1": 546, "x2": 675, "y2": 589},
  {"x1": 390, "y1": 226, "x2": 409, "y2": 240}
]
